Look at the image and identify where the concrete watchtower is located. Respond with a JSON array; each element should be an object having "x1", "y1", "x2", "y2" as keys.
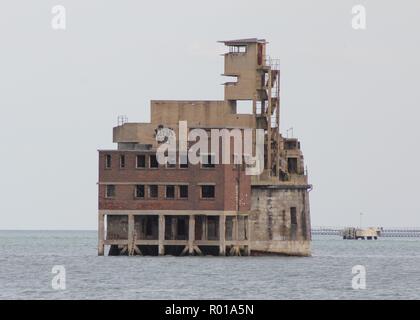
[{"x1": 219, "y1": 38, "x2": 280, "y2": 178}]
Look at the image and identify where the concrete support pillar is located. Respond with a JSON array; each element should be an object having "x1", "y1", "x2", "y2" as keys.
[
  {"x1": 128, "y1": 214, "x2": 134, "y2": 255},
  {"x1": 232, "y1": 215, "x2": 238, "y2": 243},
  {"x1": 171, "y1": 217, "x2": 177, "y2": 240},
  {"x1": 158, "y1": 215, "x2": 165, "y2": 256},
  {"x1": 188, "y1": 215, "x2": 195, "y2": 255},
  {"x1": 98, "y1": 212, "x2": 105, "y2": 256},
  {"x1": 219, "y1": 215, "x2": 226, "y2": 256},
  {"x1": 245, "y1": 216, "x2": 251, "y2": 256}
]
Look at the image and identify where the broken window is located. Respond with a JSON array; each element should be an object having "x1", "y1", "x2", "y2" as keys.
[
  {"x1": 202, "y1": 154, "x2": 215, "y2": 168},
  {"x1": 236, "y1": 100, "x2": 253, "y2": 114},
  {"x1": 201, "y1": 185, "x2": 215, "y2": 198},
  {"x1": 166, "y1": 161, "x2": 176, "y2": 168},
  {"x1": 285, "y1": 140, "x2": 299, "y2": 150},
  {"x1": 166, "y1": 185, "x2": 175, "y2": 199},
  {"x1": 136, "y1": 155, "x2": 146, "y2": 168},
  {"x1": 287, "y1": 157, "x2": 298, "y2": 174},
  {"x1": 180, "y1": 153, "x2": 189, "y2": 168},
  {"x1": 119, "y1": 154, "x2": 125, "y2": 168},
  {"x1": 149, "y1": 185, "x2": 158, "y2": 198},
  {"x1": 179, "y1": 185, "x2": 188, "y2": 199},
  {"x1": 256, "y1": 101, "x2": 264, "y2": 114},
  {"x1": 105, "y1": 154, "x2": 112, "y2": 169},
  {"x1": 229, "y1": 45, "x2": 247, "y2": 53},
  {"x1": 224, "y1": 76, "x2": 238, "y2": 86},
  {"x1": 163, "y1": 150, "x2": 176, "y2": 168},
  {"x1": 290, "y1": 207, "x2": 297, "y2": 225},
  {"x1": 150, "y1": 155, "x2": 159, "y2": 168},
  {"x1": 135, "y1": 185, "x2": 145, "y2": 198},
  {"x1": 105, "y1": 185, "x2": 115, "y2": 198}
]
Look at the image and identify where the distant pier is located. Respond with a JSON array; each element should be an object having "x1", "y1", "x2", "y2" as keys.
[{"x1": 312, "y1": 227, "x2": 420, "y2": 238}]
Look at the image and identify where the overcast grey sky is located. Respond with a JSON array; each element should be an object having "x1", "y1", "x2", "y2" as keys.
[{"x1": 0, "y1": 0, "x2": 419, "y2": 229}]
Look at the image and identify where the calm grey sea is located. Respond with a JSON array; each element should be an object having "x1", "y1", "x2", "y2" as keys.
[{"x1": 0, "y1": 231, "x2": 419, "y2": 299}]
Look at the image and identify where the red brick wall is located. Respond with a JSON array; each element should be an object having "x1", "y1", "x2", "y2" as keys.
[{"x1": 98, "y1": 151, "x2": 251, "y2": 211}]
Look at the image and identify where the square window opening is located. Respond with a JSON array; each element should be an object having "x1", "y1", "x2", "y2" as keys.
[
  {"x1": 166, "y1": 185, "x2": 175, "y2": 199},
  {"x1": 236, "y1": 100, "x2": 253, "y2": 114},
  {"x1": 120, "y1": 154, "x2": 126, "y2": 168},
  {"x1": 201, "y1": 185, "x2": 215, "y2": 198},
  {"x1": 202, "y1": 154, "x2": 215, "y2": 168},
  {"x1": 179, "y1": 185, "x2": 188, "y2": 199},
  {"x1": 149, "y1": 185, "x2": 158, "y2": 198},
  {"x1": 136, "y1": 155, "x2": 146, "y2": 168},
  {"x1": 135, "y1": 185, "x2": 145, "y2": 198},
  {"x1": 106, "y1": 185, "x2": 116, "y2": 198},
  {"x1": 287, "y1": 157, "x2": 298, "y2": 174},
  {"x1": 150, "y1": 155, "x2": 159, "y2": 168},
  {"x1": 105, "y1": 154, "x2": 112, "y2": 169},
  {"x1": 180, "y1": 153, "x2": 189, "y2": 168}
]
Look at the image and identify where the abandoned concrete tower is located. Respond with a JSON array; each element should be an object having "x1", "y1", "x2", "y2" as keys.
[{"x1": 98, "y1": 38, "x2": 312, "y2": 256}]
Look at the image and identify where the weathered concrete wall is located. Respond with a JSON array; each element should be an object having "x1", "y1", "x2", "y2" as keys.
[
  {"x1": 250, "y1": 186, "x2": 311, "y2": 256},
  {"x1": 223, "y1": 42, "x2": 265, "y2": 100},
  {"x1": 150, "y1": 100, "x2": 255, "y2": 129},
  {"x1": 113, "y1": 123, "x2": 157, "y2": 145},
  {"x1": 251, "y1": 240, "x2": 310, "y2": 256}
]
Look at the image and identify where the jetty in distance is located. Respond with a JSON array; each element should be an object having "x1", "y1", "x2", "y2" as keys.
[{"x1": 312, "y1": 227, "x2": 420, "y2": 238}]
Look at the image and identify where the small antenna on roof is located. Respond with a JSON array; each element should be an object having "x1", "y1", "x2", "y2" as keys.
[{"x1": 117, "y1": 115, "x2": 128, "y2": 126}]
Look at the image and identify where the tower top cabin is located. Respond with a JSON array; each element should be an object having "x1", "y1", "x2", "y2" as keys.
[{"x1": 219, "y1": 38, "x2": 272, "y2": 102}]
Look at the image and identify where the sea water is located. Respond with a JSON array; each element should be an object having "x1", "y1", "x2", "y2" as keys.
[{"x1": 0, "y1": 231, "x2": 419, "y2": 299}]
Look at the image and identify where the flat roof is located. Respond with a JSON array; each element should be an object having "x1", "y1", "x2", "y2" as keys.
[{"x1": 218, "y1": 38, "x2": 266, "y2": 45}]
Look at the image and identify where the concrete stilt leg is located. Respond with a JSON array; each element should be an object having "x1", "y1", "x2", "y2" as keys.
[
  {"x1": 171, "y1": 217, "x2": 177, "y2": 240},
  {"x1": 232, "y1": 215, "x2": 239, "y2": 255},
  {"x1": 246, "y1": 216, "x2": 251, "y2": 256},
  {"x1": 188, "y1": 215, "x2": 195, "y2": 255},
  {"x1": 201, "y1": 216, "x2": 207, "y2": 241},
  {"x1": 98, "y1": 212, "x2": 105, "y2": 256},
  {"x1": 219, "y1": 215, "x2": 226, "y2": 256},
  {"x1": 158, "y1": 215, "x2": 165, "y2": 256},
  {"x1": 128, "y1": 214, "x2": 134, "y2": 256}
]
